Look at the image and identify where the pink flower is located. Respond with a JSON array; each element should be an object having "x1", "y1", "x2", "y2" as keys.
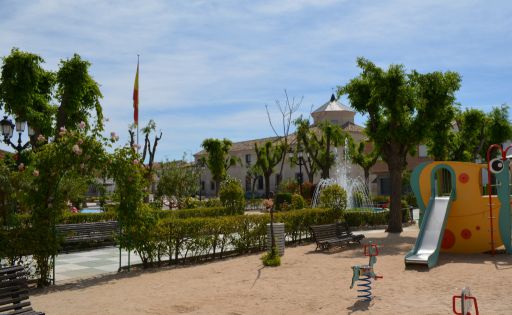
[
  {"x1": 37, "y1": 134, "x2": 46, "y2": 142},
  {"x1": 263, "y1": 199, "x2": 274, "y2": 209},
  {"x1": 133, "y1": 159, "x2": 139, "y2": 165},
  {"x1": 78, "y1": 121, "x2": 86, "y2": 130},
  {"x1": 18, "y1": 163, "x2": 25, "y2": 171},
  {"x1": 33, "y1": 169, "x2": 39, "y2": 177},
  {"x1": 72, "y1": 144, "x2": 82, "y2": 155},
  {"x1": 77, "y1": 139, "x2": 83, "y2": 145},
  {"x1": 59, "y1": 126, "x2": 67, "y2": 136}
]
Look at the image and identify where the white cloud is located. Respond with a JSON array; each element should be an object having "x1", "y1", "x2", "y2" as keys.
[{"x1": 1, "y1": 0, "x2": 511, "y2": 159}]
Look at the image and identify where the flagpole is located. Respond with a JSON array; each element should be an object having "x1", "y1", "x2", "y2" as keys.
[{"x1": 136, "y1": 54, "x2": 140, "y2": 153}]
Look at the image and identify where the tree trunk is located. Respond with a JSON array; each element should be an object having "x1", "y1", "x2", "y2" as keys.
[
  {"x1": 386, "y1": 161, "x2": 404, "y2": 233},
  {"x1": 215, "y1": 180, "x2": 220, "y2": 196},
  {"x1": 364, "y1": 168, "x2": 370, "y2": 192},
  {"x1": 264, "y1": 174, "x2": 271, "y2": 198}
]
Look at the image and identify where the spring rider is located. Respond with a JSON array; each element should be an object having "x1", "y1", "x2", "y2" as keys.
[
  {"x1": 349, "y1": 241, "x2": 383, "y2": 301},
  {"x1": 452, "y1": 287, "x2": 479, "y2": 315}
]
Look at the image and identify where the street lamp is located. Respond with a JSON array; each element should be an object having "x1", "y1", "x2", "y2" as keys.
[
  {"x1": 197, "y1": 160, "x2": 205, "y2": 201},
  {"x1": 289, "y1": 150, "x2": 304, "y2": 196},
  {"x1": 0, "y1": 116, "x2": 35, "y2": 162}
]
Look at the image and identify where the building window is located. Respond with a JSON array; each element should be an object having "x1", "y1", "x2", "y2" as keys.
[
  {"x1": 275, "y1": 174, "x2": 282, "y2": 188},
  {"x1": 245, "y1": 154, "x2": 251, "y2": 165},
  {"x1": 379, "y1": 177, "x2": 391, "y2": 195},
  {"x1": 257, "y1": 176, "x2": 264, "y2": 190},
  {"x1": 210, "y1": 181, "x2": 215, "y2": 191}
]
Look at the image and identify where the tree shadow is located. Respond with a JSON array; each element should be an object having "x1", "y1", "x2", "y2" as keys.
[{"x1": 251, "y1": 266, "x2": 265, "y2": 288}]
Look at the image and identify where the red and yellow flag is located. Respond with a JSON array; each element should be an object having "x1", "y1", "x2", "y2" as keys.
[{"x1": 133, "y1": 59, "x2": 139, "y2": 125}]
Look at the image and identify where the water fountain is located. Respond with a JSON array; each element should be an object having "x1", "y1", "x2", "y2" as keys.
[{"x1": 312, "y1": 138, "x2": 376, "y2": 210}]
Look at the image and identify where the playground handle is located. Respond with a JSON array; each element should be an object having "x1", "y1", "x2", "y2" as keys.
[{"x1": 452, "y1": 295, "x2": 479, "y2": 315}]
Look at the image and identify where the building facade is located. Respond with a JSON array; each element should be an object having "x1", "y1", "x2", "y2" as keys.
[{"x1": 194, "y1": 94, "x2": 373, "y2": 197}]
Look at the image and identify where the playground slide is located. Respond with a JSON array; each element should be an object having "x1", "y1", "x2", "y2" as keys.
[{"x1": 405, "y1": 196, "x2": 452, "y2": 268}]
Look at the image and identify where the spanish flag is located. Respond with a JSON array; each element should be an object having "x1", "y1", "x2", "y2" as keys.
[{"x1": 133, "y1": 58, "x2": 139, "y2": 125}]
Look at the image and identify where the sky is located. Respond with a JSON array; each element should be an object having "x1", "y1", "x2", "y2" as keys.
[{"x1": 0, "y1": 0, "x2": 511, "y2": 161}]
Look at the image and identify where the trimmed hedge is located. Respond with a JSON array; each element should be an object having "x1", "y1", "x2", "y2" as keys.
[
  {"x1": 136, "y1": 207, "x2": 341, "y2": 265},
  {"x1": 344, "y1": 208, "x2": 411, "y2": 227}
]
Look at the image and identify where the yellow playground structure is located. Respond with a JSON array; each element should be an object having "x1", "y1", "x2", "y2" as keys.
[{"x1": 405, "y1": 145, "x2": 511, "y2": 267}]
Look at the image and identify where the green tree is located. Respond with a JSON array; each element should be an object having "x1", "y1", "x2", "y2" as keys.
[
  {"x1": 254, "y1": 141, "x2": 283, "y2": 198},
  {"x1": 449, "y1": 105, "x2": 512, "y2": 162},
  {"x1": 294, "y1": 118, "x2": 345, "y2": 179},
  {"x1": 156, "y1": 159, "x2": 199, "y2": 209},
  {"x1": 319, "y1": 184, "x2": 347, "y2": 212},
  {"x1": 338, "y1": 57, "x2": 461, "y2": 232},
  {"x1": 201, "y1": 138, "x2": 239, "y2": 196},
  {"x1": 219, "y1": 177, "x2": 245, "y2": 214},
  {"x1": 55, "y1": 54, "x2": 103, "y2": 134},
  {"x1": 0, "y1": 48, "x2": 55, "y2": 140},
  {"x1": 349, "y1": 139, "x2": 379, "y2": 189}
]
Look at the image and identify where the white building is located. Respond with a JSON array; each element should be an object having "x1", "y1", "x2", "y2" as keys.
[{"x1": 194, "y1": 94, "x2": 367, "y2": 197}]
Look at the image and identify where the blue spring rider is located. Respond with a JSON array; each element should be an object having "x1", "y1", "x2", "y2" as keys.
[{"x1": 350, "y1": 241, "x2": 383, "y2": 301}]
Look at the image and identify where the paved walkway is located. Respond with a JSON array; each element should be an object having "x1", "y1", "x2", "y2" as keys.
[{"x1": 55, "y1": 247, "x2": 141, "y2": 283}]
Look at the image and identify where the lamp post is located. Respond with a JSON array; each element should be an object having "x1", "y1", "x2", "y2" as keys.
[
  {"x1": 0, "y1": 116, "x2": 34, "y2": 164},
  {"x1": 197, "y1": 160, "x2": 205, "y2": 201}
]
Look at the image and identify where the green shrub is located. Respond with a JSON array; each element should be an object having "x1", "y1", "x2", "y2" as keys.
[
  {"x1": 261, "y1": 247, "x2": 280, "y2": 266},
  {"x1": 275, "y1": 193, "x2": 292, "y2": 211},
  {"x1": 204, "y1": 198, "x2": 222, "y2": 208},
  {"x1": 291, "y1": 193, "x2": 306, "y2": 210},
  {"x1": 278, "y1": 179, "x2": 299, "y2": 194},
  {"x1": 117, "y1": 204, "x2": 160, "y2": 268},
  {"x1": 372, "y1": 195, "x2": 389, "y2": 205},
  {"x1": 156, "y1": 207, "x2": 240, "y2": 219},
  {"x1": 219, "y1": 177, "x2": 245, "y2": 214},
  {"x1": 319, "y1": 185, "x2": 347, "y2": 212}
]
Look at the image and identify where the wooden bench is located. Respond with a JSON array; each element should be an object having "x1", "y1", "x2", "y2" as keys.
[
  {"x1": 0, "y1": 265, "x2": 44, "y2": 315},
  {"x1": 336, "y1": 222, "x2": 365, "y2": 244},
  {"x1": 310, "y1": 224, "x2": 352, "y2": 251},
  {"x1": 56, "y1": 221, "x2": 118, "y2": 245}
]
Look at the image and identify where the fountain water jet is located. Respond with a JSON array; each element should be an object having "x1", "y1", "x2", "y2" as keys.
[{"x1": 312, "y1": 138, "x2": 375, "y2": 210}]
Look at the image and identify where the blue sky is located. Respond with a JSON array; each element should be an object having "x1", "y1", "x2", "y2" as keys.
[{"x1": 0, "y1": 0, "x2": 511, "y2": 161}]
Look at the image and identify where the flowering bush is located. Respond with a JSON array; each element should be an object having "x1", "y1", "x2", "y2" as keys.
[{"x1": 15, "y1": 127, "x2": 109, "y2": 286}]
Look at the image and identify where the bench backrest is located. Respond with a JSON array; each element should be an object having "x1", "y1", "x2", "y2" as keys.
[
  {"x1": 56, "y1": 221, "x2": 118, "y2": 243},
  {"x1": 0, "y1": 265, "x2": 36, "y2": 314},
  {"x1": 310, "y1": 224, "x2": 338, "y2": 241}
]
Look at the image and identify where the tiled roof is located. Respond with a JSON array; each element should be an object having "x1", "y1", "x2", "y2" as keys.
[
  {"x1": 312, "y1": 94, "x2": 354, "y2": 113},
  {"x1": 342, "y1": 121, "x2": 364, "y2": 133},
  {"x1": 194, "y1": 135, "x2": 288, "y2": 156},
  {"x1": 194, "y1": 123, "x2": 365, "y2": 156}
]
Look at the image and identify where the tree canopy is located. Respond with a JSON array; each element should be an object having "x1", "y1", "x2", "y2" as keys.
[
  {"x1": 0, "y1": 48, "x2": 104, "y2": 140},
  {"x1": 254, "y1": 141, "x2": 283, "y2": 198},
  {"x1": 0, "y1": 48, "x2": 55, "y2": 138},
  {"x1": 294, "y1": 118, "x2": 345, "y2": 179},
  {"x1": 55, "y1": 54, "x2": 103, "y2": 133},
  {"x1": 201, "y1": 138, "x2": 239, "y2": 196},
  {"x1": 338, "y1": 57, "x2": 461, "y2": 232}
]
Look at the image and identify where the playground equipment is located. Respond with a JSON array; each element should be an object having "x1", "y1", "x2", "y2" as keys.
[
  {"x1": 452, "y1": 287, "x2": 479, "y2": 315},
  {"x1": 405, "y1": 144, "x2": 512, "y2": 268},
  {"x1": 349, "y1": 241, "x2": 382, "y2": 301}
]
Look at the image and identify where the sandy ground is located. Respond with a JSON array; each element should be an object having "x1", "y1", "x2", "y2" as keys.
[{"x1": 31, "y1": 226, "x2": 512, "y2": 314}]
